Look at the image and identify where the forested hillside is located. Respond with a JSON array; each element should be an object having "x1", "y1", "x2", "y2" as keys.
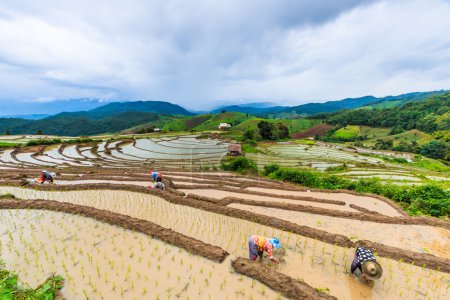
[
  {"x1": 0, "y1": 100, "x2": 192, "y2": 136},
  {"x1": 313, "y1": 92, "x2": 450, "y2": 162},
  {"x1": 314, "y1": 92, "x2": 450, "y2": 133},
  {"x1": 0, "y1": 111, "x2": 160, "y2": 136}
]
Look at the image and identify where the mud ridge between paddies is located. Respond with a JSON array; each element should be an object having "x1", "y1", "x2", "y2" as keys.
[
  {"x1": 1, "y1": 182, "x2": 449, "y2": 273},
  {"x1": 0, "y1": 198, "x2": 228, "y2": 263},
  {"x1": 232, "y1": 257, "x2": 337, "y2": 300}
]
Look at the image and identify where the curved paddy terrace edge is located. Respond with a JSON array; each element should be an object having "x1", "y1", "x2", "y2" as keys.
[
  {"x1": 0, "y1": 190, "x2": 346, "y2": 299},
  {"x1": 0, "y1": 182, "x2": 449, "y2": 274}
]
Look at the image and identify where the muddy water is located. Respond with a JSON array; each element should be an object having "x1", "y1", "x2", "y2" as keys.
[
  {"x1": 228, "y1": 204, "x2": 450, "y2": 259},
  {"x1": 164, "y1": 171, "x2": 236, "y2": 177},
  {"x1": 246, "y1": 187, "x2": 401, "y2": 217},
  {"x1": 15, "y1": 152, "x2": 56, "y2": 166},
  {"x1": 0, "y1": 149, "x2": 21, "y2": 164},
  {"x1": 0, "y1": 209, "x2": 283, "y2": 300},
  {"x1": 166, "y1": 175, "x2": 217, "y2": 182},
  {"x1": 80, "y1": 149, "x2": 97, "y2": 159},
  {"x1": 172, "y1": 181, "x2": 212, "y2": 186},
  {"x1": 179, "y1": 189, "x2": 359, "y2": 212},
  {"x1": 0, "y1": 187, "x2": 447, "y2": 299},
  {"x1": 62, "y1": 146, "x2": 85, "y2": 159}
]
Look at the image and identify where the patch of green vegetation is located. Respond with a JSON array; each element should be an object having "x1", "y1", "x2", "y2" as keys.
[
  {"x1": 411, "y1": 155, "x2": 450, "y2": 172},
  {"x1": 220, "y1": 156, "x2": 258, "y2": 174},
  {"x1": 235, "y1": 118, "x2": 319, "y2": 133},
  {"x1": 331, "y1": 125, "x2": 360, "y2": 140},
  {"x1": 242, "y1": 143, "x2": 259, "y2": 153},
  {"x1": 162, "y1": 117, "x2": 190, "y2": 132},
  {"x1": 0, "y1": 142, "x2": 20, "y2": 148},
  {"x1": 360, "y1": 99, "x2": 404, "y2": 109},
  {"x1": 262, "y1": 163, "x2": 449, "y2": 217},
  {"x1": 26, "y1": 138, "x2": 94, "y2": 146},
  {"x1": 358, "y1": 126, "x2": 391, "y2": 139},
  {"x1": 194, "y1": 112, "x2": 249, "y2": 131},
  {"x1": 321, "y1": 92, "x2": 450, "y2": 134},
  {"x1": 0, "y1": 261, "x2": 64, "y2": 299},
  {"x1": 0, "y1": 193, "x2": 15, "y2": 199}
]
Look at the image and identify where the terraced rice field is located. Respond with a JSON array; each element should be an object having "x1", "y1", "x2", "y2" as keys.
[
  {"x1": 0, "y1": 134, "x2": 449, "y2": 299},
  {"x1": 249, "y1": 142, "x2": 446, "y2": 186}
]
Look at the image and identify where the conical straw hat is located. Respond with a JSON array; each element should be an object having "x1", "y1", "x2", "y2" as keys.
[{"x1": 361, "y1": 260, "x2": 383, "y2": 280}]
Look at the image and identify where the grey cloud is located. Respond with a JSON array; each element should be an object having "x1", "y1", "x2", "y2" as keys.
[{"x1": 0, "y1": 0, "x2": 448, "y2": 111}]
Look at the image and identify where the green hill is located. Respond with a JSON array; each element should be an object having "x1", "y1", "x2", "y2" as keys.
[
  {"x1": 0, "y1": 100, "x2": 193, "y2": 136},
  {"x1": 364, "y1": 129, "x2": 434, "y2": 147},
  {"x1": 318, "y1": 92, "x2": 450, "y2": 133},
  {"x1": 270, "y1": 91, "x2": 446, "y2": 116},
  {"x1": 88, "y1": 100, "x2": 193, "y2": 117},
  {"x1": 0, "y1": 111, "x2": 161, "y2": 136}
]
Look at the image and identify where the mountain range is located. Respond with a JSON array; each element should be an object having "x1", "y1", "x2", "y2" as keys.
[
  {"x1": 0, "y1": 90, "x2": 447, "y2": 136},
  {"x1": 215, "y1": 91, "x2": 447, "y2": 115}
]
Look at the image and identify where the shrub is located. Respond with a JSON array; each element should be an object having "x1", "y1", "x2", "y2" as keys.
[
  {"x1": 243, "y1": 128, "x2": 255, "y2": 140},
  {"x1": 0, "y1": 262, "x2": 64, "y2": 299},
  {"x1": 26, "y1": 138, "x2": 62, "y2": 146},
  {"x1": 263, "y1": 163, "x2": 280, "y2": 176},
  {"x1": 221, "y1": 157, "x2": 258, "y2": 174}
]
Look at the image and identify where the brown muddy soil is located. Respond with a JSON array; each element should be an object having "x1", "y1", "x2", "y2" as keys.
[
  {"x1": 0, "y1": 198, "x2": 228, "y2": 263},
  {"x1": 232, "y1": 257, "x2": 336, "y2": 300},
  {"x1": 1, "y1": 183, "x2": 448, "y2": 273},
  {"x1": 292, "y1": 124, "x2": 334, "y2": 139},
  {"x1": 181, "y1": 189, "x2": 357, "y2": 212}
]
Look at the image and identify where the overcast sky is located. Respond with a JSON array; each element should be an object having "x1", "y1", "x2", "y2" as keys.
[{"x1": 0, "y1": 0, "x2": 449, "y2": 110}]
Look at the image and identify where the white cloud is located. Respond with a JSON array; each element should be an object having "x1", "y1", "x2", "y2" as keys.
[{"x1": 0, "y1": 0, "x2": 448, "y2": 110}]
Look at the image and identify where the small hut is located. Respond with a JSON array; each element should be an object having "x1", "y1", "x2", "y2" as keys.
[
  {"x1": 228, "y1": 143, "x2": 242, "y2": 156},
  {"x1": 218, "y1": 123, "x2": 232, "y2": 130}
]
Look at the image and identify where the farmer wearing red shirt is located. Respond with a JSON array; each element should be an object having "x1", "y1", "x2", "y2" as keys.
[{"x1": 248, "y1": 235, "x2": 281, "y2": 263}]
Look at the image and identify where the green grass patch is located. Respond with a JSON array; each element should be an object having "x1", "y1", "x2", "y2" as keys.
[
  {"x1": 234, "y1": 118, "x2": 319, "y2": 133},
  {"x1": 359, "y1": 126, "x2": 391, "y2": 139},
  {"x1": 331, "y1": 125, "x2": 360, "y2": 140},
  {"x1": 410, "y1": 156, "x2": 450, "y2": 172},
  {"x1": 0, "y1": 142, "x2": 20, "y2": 148},
  {"x1": 0, "y1": 262, "x2": 64, "y2": 299}
]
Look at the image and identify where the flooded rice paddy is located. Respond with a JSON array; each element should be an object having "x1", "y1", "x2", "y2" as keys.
[
  {"x1": 0, "y1": 209, "x2": 282, "y2": 300},
  {"x1": 0, "y1": 187, "x2": 448, "y2": 299}
]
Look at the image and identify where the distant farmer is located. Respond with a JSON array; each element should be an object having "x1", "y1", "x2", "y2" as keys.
[
  {"x1": 37, "y1": 170, "x2": 56, "y2": 184},
  {"x1": 150, "y1": 170, "x2": 162, "y2": 182},
  {"x1": 248, "y1": 235, "x2": 281, "y2": 263},
  {"x1": 350, "y1": 246, "x2": 383, "y2": 281},
  {"x1": 150, "y1": 182, "x2": 165, "y2": 190}
]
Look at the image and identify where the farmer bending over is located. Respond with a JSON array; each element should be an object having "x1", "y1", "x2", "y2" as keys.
[
  {"x1": 150, "y1": 182, "x2": 165, "y2": 190},
  {"x1": 38, "y1": 170, "x2": 56, "y2": 184},
  {"x1": 248, "y1": 235, "x2": 280, "y2": 263},
  {"x1": 150, "y1": 170, "x2": 162, "y2": 182},
  {"x1": 350, "y1": 246, "x2": 383, "y2": 281}
]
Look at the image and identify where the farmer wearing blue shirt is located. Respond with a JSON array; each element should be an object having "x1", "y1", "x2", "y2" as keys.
[{"x1": 150, "y1": 170, "x2": 162, "y2": 182}]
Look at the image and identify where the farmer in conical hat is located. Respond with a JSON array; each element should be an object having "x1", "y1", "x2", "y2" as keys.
[
  {"x1": 248, "y1": 235, "x2": 281, "y2": 263},
  {"x1": 350, "y1": 246, "x2": 383, "y2": 281}
]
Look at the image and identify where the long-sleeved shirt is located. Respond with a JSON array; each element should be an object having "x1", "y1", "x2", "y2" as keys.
[
  {"x1": 251, "y1": 235, "x2": 274, "y2": 258},
  {"x1": 150, "y1": 171, "x2": 161, "y2": 180},
  {"x1": 350, "y1": 247, "x2": 376, "y2": 273}
]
